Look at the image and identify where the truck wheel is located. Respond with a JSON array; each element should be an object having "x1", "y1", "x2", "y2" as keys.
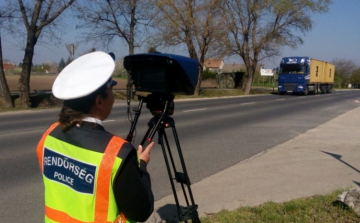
[
  {"x1": 303, "y1": 88, "x2": 308, "y2": 96},
  {"x1": 321, "y1": 86, "x2": 326, "y2": 94},
  {"x1": 326, "y1": 86, "x2": 330, "y2": 93}
]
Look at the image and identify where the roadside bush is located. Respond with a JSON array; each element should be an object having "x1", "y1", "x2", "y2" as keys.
[
  {"x1": 30, "y1": 94, "x2": 62, "y2": 108},
  {"x1": 6, "y1": 68, "x2": 22, "y2": 75},
  {"x1": 202, "y1": 69, "x2": 217, "y2": 80}
]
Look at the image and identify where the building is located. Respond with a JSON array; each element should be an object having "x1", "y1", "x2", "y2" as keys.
[
  {"x1": 203, "y1": 58, "x2": 224, "y2": 73},
  {"x1": 222, "y1": 63, "x2": 246, "y2": 74},
  {"x1": 3, "y1": 62, "x2": 17, "y2": 71},
  {"x1": 218, "y1": 63, "x2": 246, "y2": 89},
  {"x1": 44, "y1": 64, "x2": 59, "y2": 74}
]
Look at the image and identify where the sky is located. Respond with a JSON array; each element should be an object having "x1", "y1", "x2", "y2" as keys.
[
  {"x1": 2, "y1": 0, "x2": 360, "y2": 68},
  {"x1": 266, "y1": 0, "x2": 360, "y2": 68}
]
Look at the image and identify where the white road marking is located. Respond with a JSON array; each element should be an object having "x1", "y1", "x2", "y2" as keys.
[
  {"x1": 104, "y1": 120, "x2": 116, "y2": 122},
  {"x1": 276, "y1": 99, "x2": 285, "y2": 101},
  {"x1": 241, "y1": 102, "x2": 255, "y2": 105},
  {"x1": 183, "y1": 108, "x2": 208, "y2": 112}
]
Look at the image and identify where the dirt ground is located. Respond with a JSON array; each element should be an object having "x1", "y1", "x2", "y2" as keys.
[
  {"x1": 2, "y1": 75, "x2": 129, "y2": 108},
  {"x1": 5, "y1": 75, "x2": 129, "y2": 91},
  {"x1": 5, "y1": 75, "x2": 217, "y2": 91}
]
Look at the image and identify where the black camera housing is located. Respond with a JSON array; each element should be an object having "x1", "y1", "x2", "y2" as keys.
[{"x1": 123, "y1": 53, "x2": 199, "y2": 95}]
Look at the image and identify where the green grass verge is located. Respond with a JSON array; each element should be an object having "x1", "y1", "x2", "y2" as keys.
[
  {"x1": 252, "y1": 82, "x2": 278, "y2": 88},
  {"x1": 113, "y1": 88, "x2": 273, "y2": 103},
  {"x1": 201, "y1": 189, "x2": 360, "y2": 223},
  {"x1": 119, "y1": 87, "x2": 274, "y2": 101},
  {"x1": 175, "y1": 89, "x2": 246, "y2": 99}
]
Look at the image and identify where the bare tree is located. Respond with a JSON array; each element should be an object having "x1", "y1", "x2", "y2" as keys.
[
  {"x1": 350, "y1": 67, "x2": 360, "y2": 87},
  {"x1": 0, "y1": 7, "x2": 16, "y2": 108},
  {"x1": 5, "y1": 0, "x2": 76, "y2": 107},
  {"x1": 75, "y1": 0, "x2": 154, "y2": 55},
  {"x1": 332, "y1": 58, "x2": 357, "y2": 88},
  {"x1": 0, "y1": 34, "x2": 14, "y2": 108},
  {"x1": 223, "y1": 0, "x2": 331, "y2": 94},
  {"x1": 154, "y1": 0, "x2": 225, "y2": 95}
]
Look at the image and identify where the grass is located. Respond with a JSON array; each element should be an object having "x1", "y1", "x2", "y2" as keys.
[
  {"x1": 112, "y1": 87, "x2": 274, "y2": 104},
  {"x1": 252, "y1": 82, "x2": 278, "y2": 88},
  {"x1": 200, "y1": 189, "x2": 360, "y2": 223},
  {"x1": 175, "y1": 89, "x2": 246, "y2": 99}
]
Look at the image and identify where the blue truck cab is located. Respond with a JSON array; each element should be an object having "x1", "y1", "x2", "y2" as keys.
[{"x1": 277, "y1": 56, "x2": 310, "y2": 95}]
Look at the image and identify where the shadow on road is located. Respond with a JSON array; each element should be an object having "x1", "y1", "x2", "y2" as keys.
[
  {"x1": 156, "y1": 204, "x2": 179, "y2": 223},
  {"x1": 321, "y1": 151, "x2": 360, "y2": 174}
]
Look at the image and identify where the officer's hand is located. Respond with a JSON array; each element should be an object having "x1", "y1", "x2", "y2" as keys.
[{"x1": 137, "y1": 142, "x2": 155, "y2": 164}]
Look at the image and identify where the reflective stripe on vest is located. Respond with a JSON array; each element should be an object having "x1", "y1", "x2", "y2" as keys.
[
  {"x1": 37, "y1": 122, "x2": 59, "y2": 172},
  {"x1": 36, "y1": 123, "x2": 129, "y2": 223}
]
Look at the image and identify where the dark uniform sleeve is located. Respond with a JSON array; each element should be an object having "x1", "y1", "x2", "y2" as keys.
[{"x1": 113, "y1": 146, "x2": 154, "y2": 222}]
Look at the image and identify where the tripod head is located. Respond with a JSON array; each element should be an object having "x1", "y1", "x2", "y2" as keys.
[
  {"x1": 140, "y1": 93, "x2": 175, "y2": 118},
  {"x1": 127, "y1": 93, "x2": 175, "y2": 143}
]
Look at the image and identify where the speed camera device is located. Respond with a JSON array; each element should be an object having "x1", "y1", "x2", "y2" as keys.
[
  {"x1": 124, "y1": 52, "x2": 201, "y2": 222},
  {"x1": 123, "y1": 53, "x2": 199, "y2": 95}
]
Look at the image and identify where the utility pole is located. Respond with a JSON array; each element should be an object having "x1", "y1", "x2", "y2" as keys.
[{"x1": 65, "y1": 43, "x2": 78, "y2": 61}]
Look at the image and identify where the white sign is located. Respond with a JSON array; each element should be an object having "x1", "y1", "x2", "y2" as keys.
[{"x1": 260, "y1": 68, "x2": 275, "y2": 76}]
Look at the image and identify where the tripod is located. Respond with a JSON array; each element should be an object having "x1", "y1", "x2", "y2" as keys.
[{"x1": 126, "y1": 93, "x2": 200, "y2": 223}]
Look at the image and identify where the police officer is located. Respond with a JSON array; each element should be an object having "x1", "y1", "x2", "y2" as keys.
[{"x1": 36, "y1": 51, "x2": 154, "y2": 223}]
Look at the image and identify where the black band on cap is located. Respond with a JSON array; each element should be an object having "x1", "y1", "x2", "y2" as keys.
[{"x1": 63, "y1": 81, "x2": 109, "y2": 113}]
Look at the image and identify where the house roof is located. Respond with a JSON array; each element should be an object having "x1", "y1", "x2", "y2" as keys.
[
  {"x1": 204, "y1": 58, "x2": 223, "y2": 68},
  {"x1": 3, "y1": 63, "x2": 17, "y2": 71}
]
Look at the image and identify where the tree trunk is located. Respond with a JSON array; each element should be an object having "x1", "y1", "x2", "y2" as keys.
[
  {"x1": 183, "y1": 30, "x2": 202, "y2": 96},
  {"x1": 243, "y1": 66, "x2": 255, "y2": 94},
  {"x1": 18, "y1": 32, "x2": 37, "y2": 108},
  {"x1": 0, "y1": 35, "x2": 14, "y2": 108},
  {"x1": 243, "y1": 75, "x2": 253, "y2": 94},
  {"x1": 193, "y1": 55, "x2": 205, "y2": 96},
  {"x1": 194, "y1": 67, "x2": 203, "y2": 96}
]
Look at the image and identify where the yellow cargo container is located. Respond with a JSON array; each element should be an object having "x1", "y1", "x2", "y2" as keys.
[
  {"x1": 310, "y1": 58, "x2": 335, "y2": 84},
  {"x1": 324, "y1": 62, "x2": 335, "y2": 83},
  {"x1": 309, "y1": 59, "x2": 325, "y2": 83}
]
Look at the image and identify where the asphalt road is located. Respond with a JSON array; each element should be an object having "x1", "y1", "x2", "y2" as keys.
[{"x1": 1, "y1": 90, "x2": 359, "y2": 222}]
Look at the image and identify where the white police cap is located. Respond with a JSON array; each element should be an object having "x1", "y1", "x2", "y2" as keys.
[{"x1": 52, "y1": 51, "x2": 116, "y2": 100}]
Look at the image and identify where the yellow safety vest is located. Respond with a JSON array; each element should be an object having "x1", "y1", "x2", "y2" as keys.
[{"x1": 37, "y1": 122, "x2": 133, "y2": 223}]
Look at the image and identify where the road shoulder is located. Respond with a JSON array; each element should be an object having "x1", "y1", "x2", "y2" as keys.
[{"x1": 146, "y1": 105, "x2": 360, "y2": 222}]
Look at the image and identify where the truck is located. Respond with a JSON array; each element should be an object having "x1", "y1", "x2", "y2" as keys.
[{"x1": 277, "y1": 57, "x2": 335, "y2": 95}]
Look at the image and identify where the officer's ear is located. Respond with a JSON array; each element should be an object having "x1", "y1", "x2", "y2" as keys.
[{"x1": 94, "y1": 94, "x2": 105, "y2": 111}]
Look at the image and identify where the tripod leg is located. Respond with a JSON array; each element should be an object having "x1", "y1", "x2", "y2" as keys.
[
  {"x1": 171, "y1": 126, "x2": 197, "y2": 206},
  {"x1": 140, "y1": 122, "x2": 155, "y2": 145},
  {"x1": 162, "y1": 129, "x2": 190, "y2": 206},
  {"x1": 140, "y1": 116, "x2": 161, "y2": 146},
  {"x1": 126, "y1": 98, "x2": 144, "y2": 142},
  {"x1": 159, "y1": 123, "x2": 200, "y2": 222},
  {"x1": 171, "y1": 126, "x2": 201, "y2": 222},
  {"x1": 157, "y1": 129, "x2": 181, "y2": 210}
]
